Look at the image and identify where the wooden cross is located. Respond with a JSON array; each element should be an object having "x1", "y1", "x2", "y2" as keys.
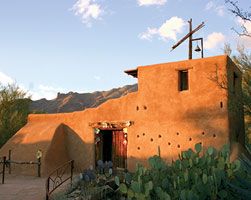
[{"x1": 171, "y1": 19, "x2": 205, "y2": 59}]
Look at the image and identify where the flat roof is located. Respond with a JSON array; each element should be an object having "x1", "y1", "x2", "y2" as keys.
[{"x1": 124, "y1": 55, "x2": 235, "y2": 78}]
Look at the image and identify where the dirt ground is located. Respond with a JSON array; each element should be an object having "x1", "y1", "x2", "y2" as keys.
[{"x1": 0, "y1": 174, "x2": 47, "y2": 200}]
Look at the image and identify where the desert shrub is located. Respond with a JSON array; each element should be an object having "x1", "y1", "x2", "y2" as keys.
[
  {"x1": 66, "y1": 160, "x2": 121, "y2": 200},
  {"x1": 0, "y1": 84, "x2": 30, "y2": 147},
  {"x1": 115, "y1": 143, "x2": 251, "y2": 200}
]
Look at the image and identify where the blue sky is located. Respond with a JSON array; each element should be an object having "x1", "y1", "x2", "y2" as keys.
[{"x1": 0, "y1": 0, "x2": 250, "y2": 100}]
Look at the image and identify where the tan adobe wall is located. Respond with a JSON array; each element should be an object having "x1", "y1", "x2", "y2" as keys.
[
  {"x1": 0, "y1": 92, "x2": 138, "y2": 176},
  {"x1": 127, "y1": 55, "x2": 230, "y2": 169},
  {"x1": 0, "y1": 55, "x2": 244, "y2": 176}
]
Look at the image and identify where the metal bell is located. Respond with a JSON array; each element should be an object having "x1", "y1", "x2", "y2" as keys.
[{"x1": 194, "y1": 45, "x2": 201, "y2": 52}]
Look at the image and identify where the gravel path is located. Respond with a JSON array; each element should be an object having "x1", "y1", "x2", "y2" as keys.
[{"x1": 0, "y1": 174, "x2": 47, "y2": 200}]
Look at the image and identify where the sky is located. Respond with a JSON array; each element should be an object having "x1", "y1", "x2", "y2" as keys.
[{"x1": 0, "y1": 0, "x2": 250, "y2": 100}]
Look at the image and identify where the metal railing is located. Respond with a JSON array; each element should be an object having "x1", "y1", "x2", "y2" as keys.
[
  {"x1": 46, "y1": 160, "x2": 74, "y2": 200},
  {"x1": 0, "y1": 156, "x2": 6, "y2": 184}
]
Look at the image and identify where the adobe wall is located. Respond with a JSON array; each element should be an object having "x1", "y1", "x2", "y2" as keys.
[
  {"x1": 226, "y1": 57, "x2": 245, "y2": 146},
  {"x1": 0, "y1": 55, "x2": 241, "y2": 176},
  {"x1": 127, "y1": 55, "x2": 230, "y2": 169},
  {"x1": 0, "y1": 92, "x2": 139, "y2": 176},
  {"x1": 0, "y1": 121, "x2": 66, "y2": 175}
]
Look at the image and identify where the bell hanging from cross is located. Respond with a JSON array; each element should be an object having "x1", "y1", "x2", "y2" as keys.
[{"x1": 194, "y1": 44, "x2": 201, "y2": 52}]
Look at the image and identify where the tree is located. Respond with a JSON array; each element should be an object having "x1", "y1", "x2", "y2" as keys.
[
  {"x1": 0, "y1": 84, "x2": 31, "y2": 147},
  {"x1": 224, "y1": 0, "x2": 251, "y2": 37},
  {"x1": 231, "y1": 46, "x2": 251, "y2": 116}
]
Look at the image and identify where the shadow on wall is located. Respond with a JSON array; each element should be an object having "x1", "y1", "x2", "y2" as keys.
[
  {"x1": 0, "y1": 124, "x2": 94, "y2": 177},
  {"x1": 44, "y1": 124, "x2": 70, "y2": 175},
  {"x1": 182, "y1": 104, "x2": 249, "y2": 161},
  {"x1": 0, "y1": 133, "x2": 50, "y2": 177},
  {"x1": 127, "y1": 156, "x2": 150, "y2": 171},
  {"x1": 182, "y1": 105, "x2": 227, "y2": 146},
  {"x1": 43, "y1": 124, "x2": 94, "y2": 176},
  {"x1": 184, "y1": 105, "x2": 226, "y2": 131},
  {"x1": 64, "y1": 125, "x2": 94, "y2": 173}
]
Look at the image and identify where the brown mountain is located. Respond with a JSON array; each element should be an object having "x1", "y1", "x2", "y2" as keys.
[{"x1": 29, "y1": 84, "x2": 138, "y2": 113}]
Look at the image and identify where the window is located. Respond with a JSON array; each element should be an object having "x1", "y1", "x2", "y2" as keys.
[
  {"x1": 178, "y1": 70, "x2": 189, "y2": 91},
  {"x1": 233, "y1": 72, "x2": 238, "y2": 93}
]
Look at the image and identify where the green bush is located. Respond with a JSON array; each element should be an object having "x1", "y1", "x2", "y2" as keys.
[
  {"x1": 115, "y1": 143, "x2": 251, "y2": 200},
  {"x1": 0, "y1": 84, "x2": 31, "y2": 147}
]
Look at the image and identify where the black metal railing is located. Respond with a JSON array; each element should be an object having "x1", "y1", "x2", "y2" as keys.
[
  {"x1": 46, "y1": 160, "x2": 74, "y2": 200},
  {"x1": 0, "y1": 156, "x2": 6, "y2": 184}
]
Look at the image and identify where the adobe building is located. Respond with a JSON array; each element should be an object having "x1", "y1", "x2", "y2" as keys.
[{"x1": 0, "y1": 55, "x2": 246, "y2": 176}]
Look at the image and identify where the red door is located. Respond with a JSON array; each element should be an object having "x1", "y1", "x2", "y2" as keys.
[{"x1": 112, "y1": 130, "x2": 127, "y2": 168}]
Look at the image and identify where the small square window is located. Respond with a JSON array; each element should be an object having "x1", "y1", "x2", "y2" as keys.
[
  {"x1": 233, "y1": 72, "x2": 238, "y2": 93},
  {"x1": 178, "y1": 70, "x2": 189, "y2": 91}
]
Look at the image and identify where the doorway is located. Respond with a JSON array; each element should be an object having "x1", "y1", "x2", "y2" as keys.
[
  {"x1": 95, "y1": 129, "x2": 127, "y2": 169},
  {"x1": 102, "y1": 130, "x2": 113, "y2": 162}
]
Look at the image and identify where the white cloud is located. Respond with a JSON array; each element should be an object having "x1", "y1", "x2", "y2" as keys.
[
  {"x1": 237, "y1": 18, "x2": 251, "y2": 35},
  {"x1": 158, "y1": 17, "x2": 185, "y2": 41},
  {"x1": 205, "y1": 1, "x2": 214, "y2": 10},
  {"x1": 139, "y1": 17, "x2": 185, "y2": 41},
  {"x1": 236, "y1": 18, "x2": 251, "y2": 48},
  {"x1": 0, "y1": 72, "x2": 14, "y2": 85},
  {"x1": 205, "y1": 1, "x2": 225, "y2": 16},
  {"x1": 215, "y1": 6, "x2": 225, "y2": 17},
  {"x1": 29, "y1": 84, "x2": 67, "y2": 100},
  {"x1": 204, "y1": 32, "x2": 225, "y2": 50},
  {"x1": 139, "y1": 27, "x2": 159, "y2": 40},
  {"x1": 137, "y1": 0, "x2": 167, "y2": 6},
  {"x1": 71, "y1": 0, "x2": 103, "y2": 26},
  {"x1": 0, "y1": 73, "x2": 69, "y2": 100}
]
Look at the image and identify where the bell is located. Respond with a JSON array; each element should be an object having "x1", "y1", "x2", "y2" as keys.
[{"x1": 194, "y1": 45, "x2": 201, "y2": 52}]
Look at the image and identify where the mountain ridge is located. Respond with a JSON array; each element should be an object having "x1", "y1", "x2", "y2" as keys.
[{"x1": 30, "y1": 84, "x2": 138, "y2": 113}]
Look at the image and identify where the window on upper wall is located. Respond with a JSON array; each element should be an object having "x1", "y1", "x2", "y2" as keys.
[
  {"x1": 178, "y1": 70, "x2": 189, "y2": 91},
  {"x1": 233, "y1": 72, "x2": 238, "y2": 93}
]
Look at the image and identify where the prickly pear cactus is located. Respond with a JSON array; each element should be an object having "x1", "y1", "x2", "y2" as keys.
[{"x1": 115, "y1": 143, "x2": 251, "y2": 200}]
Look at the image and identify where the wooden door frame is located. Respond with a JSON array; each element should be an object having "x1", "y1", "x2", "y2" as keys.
[
  {"x1": 90, "y1": 120, "x2": 133, "y2": 169},
  {"x1": 94, "y1": 128, "x2": 127, "y2": 169},
  {"x1": 89, "y1": 120, "x2": 134, "y2": 168}
]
